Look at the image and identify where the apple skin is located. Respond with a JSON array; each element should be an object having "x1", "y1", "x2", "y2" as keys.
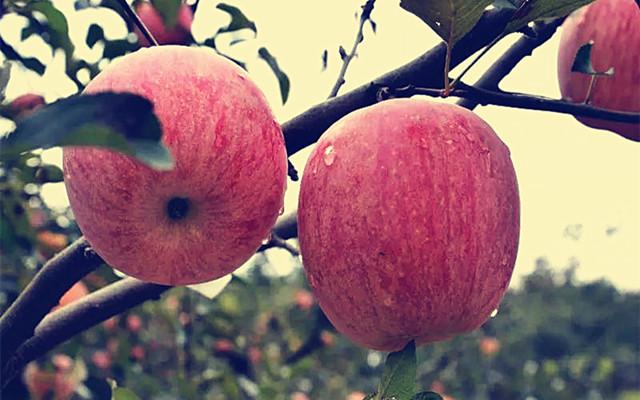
[
  {"x1": 63, "y1": 46, "x2": 287, "y2": 285},
  {"x1": 134, "y1": 2, "x2": 193, "y2": 47},
  {"x1": 557, "y1": 0, "x2": 640, "y2": 141},
  {"x1": 298, "y1": 99, "x2": 520, "y2": 351}
]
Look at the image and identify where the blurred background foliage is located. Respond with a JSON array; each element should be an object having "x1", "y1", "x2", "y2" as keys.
[
  {"x1": 0, "y1": 160, "x2": 639, "y2": 399},
  {"x1": 1, "y1": 0, "x2": 639, "y2": 399}
]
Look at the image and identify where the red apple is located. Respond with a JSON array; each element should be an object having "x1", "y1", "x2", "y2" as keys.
[
  {"x1": 10, "y1": 93, "x2": 45, "y2": 118},
  {"x1": 134, "y1": 1, "x2": 193, "y2": 47},
  {"x1": 557, "y1": 0, "x2": 640, "y2": 141},
  {"x1": 134, "y1": 1, "x2": 193, "y2": 46},
  {"x1": 298, "y1": 99, "x2": 520, "y2": 351},
  {"x1": 63, "y1": 46, "x2": 287, "y2": 285}
]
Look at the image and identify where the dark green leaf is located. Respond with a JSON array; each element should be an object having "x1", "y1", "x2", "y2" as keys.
[
  {"x1": 86, "y1": 24, "x2": 105, "y2": 48},
  {"x1": 399, "y1": 0, "x2": 493, "y2": 45},
  {"x1": 102, "y1": 39, "x2": 138, "y2": 60},
  {"x1": 571, "y1": 42, "x2": 614, "y2": 76},
  {"x1": 216, "y1": 3, "x2": 257, "y2": 35},
  {"x1": 35, "y1": 164, "x2": 64, "y2": 183},
  {"x1": 258, "y1": 47, "x2": 290, "y2": 104},
  {"x1": 505, "y1": 0, "x2": 595, "y2": 33},
  {"x1": 376, "y1": 341, "x2": 417, "y2": 400},
  {"x1": 339, "y1": 45, "x2": 348, "y2": 61},
  {"x1": 112, "y1": 387, "x2": 141, "y2": 400},
  {"x1": 152, "y1": 0, "x2": 182, "y2": 29},
  {"x1": 21, "y1": 18, "x2": 46, "y2": 41},
  {"x1": 412, "y1": 392, "x2": 444, "y2": 400},
  {"x1": 0, "y1": 93, "x2": 174, "y2": 170}
]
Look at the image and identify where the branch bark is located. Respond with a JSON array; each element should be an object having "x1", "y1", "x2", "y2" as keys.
[
  {"x1": 0, "y1": 238, "x2": 102, "y2": 376},
  {"x1": 1, "y1": 278, "x2": 169, "y2": 386}
]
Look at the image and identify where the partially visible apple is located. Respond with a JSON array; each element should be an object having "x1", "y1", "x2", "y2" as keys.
[
  {"x1": 557, "y1": 0, "x2": 640, "y2": 141},
  {"x1": 298, "y1": 99, "x2": 520, "y2": 351},
  {"x1": 134, "y1": 1, "x2": 193, "y2": 46},
  {"x1": 51, "y1": 281, "x2": 89, "y2": 313},
  {"x1": 63, "y1": 46, "x2": 287, "y2": 285},
  {"x1": 9, "y1": 93, "x2": 45, "y2": 118}
]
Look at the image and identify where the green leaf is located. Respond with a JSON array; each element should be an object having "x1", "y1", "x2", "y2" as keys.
[
  {"x1": 102, "y1": 39, "x2": 138, "y2": 60},
  {"x1": 86, "y1": 24, "x2": 105, "y2": 48},
  {"x1": 0, "y1": 93, "x2": 174, "y2": 170},
  {"x1": 24, "y1": 1, "x2": 75, "y2": 55},
  {"x1": 216, "y1": 3, "x2": 257, "y2": 35},
  {"x1": 376, "y1": 341, "x2": 417, "y2": 400},
  {"x1": 112, "y1": 387, "x2": 141, "y2": 400},
  {"x1": 504, "y1": 0, "x2": 595, "y2": 33},
  {"x1": 571, "y1": 42, "x2": 614, "y2": 76},
  {"x1": 152, "y1": 0, "x2": 181, "y2": 29},
  {"x1": 34, "y1": 164, "x2": 64, "y2": 183},
  {"x1": 412, "y1": 392, "x2": 444, "y2": 400},
  {"x1": 258, "y1": 47, "x2": 290, "y2": 105},
  {"x1": 399, "y1": 0, "x2": 493, "y2": 45}
]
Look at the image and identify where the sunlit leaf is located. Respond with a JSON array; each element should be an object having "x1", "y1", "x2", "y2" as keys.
[
  {"x1": 258, "y1": 47, "x2": 290, "y2": 104},
  {"x1": 399, "y1": 0, "x2": 493, "y2": 45},
  {"x1": 504, "y1": 0, "x2": 595, "y2": 33},
  {"x1": 375, "y1": 341, "x2": 417, "y2": 400},
  {"x1": 0, "y1": 93, "x2": 174, "y2": 170}
]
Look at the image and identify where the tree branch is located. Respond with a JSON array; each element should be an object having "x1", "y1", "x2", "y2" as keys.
[
  {"x1": 0, "y1": 238, "x2": 102, "y2": 380},
  {"x1": 328, "y1": 0, "x2": 376, "y2": 98},
  {"x1": 1, "y1": 278, "x2": 169, "y2": 387},
  {"x1": 380, "y1": 83, "x2": 640, "y2": 124}
]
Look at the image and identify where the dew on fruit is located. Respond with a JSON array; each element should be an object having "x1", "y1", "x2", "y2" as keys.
[
  {"x1": 261, "y1": 233, "x2": 272, "y2": 245},
  {"x1": 323, "y1": 145, "x2": 336, "y2": 166},
  {"x1": 278, "y1": 204, "x2": 285, "y2": 216},
  {"x1": 383, "y1": 296, "x2": 393, "y2": 306},
  {"x1": 490, "y1": 308, "x2": 499, "y2": 318}
]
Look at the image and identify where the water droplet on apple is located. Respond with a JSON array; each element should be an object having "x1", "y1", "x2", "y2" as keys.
[
  {"x1": 278, "y1": 205, "x2": 285, "y2": 216},
  {"x1": 383, "y1": 296, "x2": 393, "y2": 306},
  {"x1": 323, "y1": 145, "x2": 336, "y2": 166},
  {"x1": 261, "y1": 233, "x2": 272, "y2": 245},
  {"x1": 490, "y1": 308, "x2": 499, "y2": 318}
]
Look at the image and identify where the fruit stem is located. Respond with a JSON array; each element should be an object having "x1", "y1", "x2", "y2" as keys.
[
  {"x1": 584, "y1": 74, "x2": 598, "y2": 104},
  {"x1": 116, "y1": 0, "x2": 159, "y2": 46}
]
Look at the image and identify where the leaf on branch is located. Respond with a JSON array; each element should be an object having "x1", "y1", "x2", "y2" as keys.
[
  {"x1": 504, "y1": 0, "x2": 595, "y2": 33},
  {"x1": 0, "y1": 93, "x2": 174, "y2": 170},
  {"x1": 187, "y1": 274, "x2": 232, "y2": 299},
  {"x1": 339, "y1": 45, "x2": 348, "y2": 61},
  {"x1": 24, "y1": 1, "x2": 75, "y2": 55},
  {"x1": 86, "y1": 24, "x2": 105, "y2": 48},
  {"x1": 399, "y1": 0, "x2": 493, "y2": 45},
  {"x1": 258, "y1": 47, "x2": 290, "y2": 104},
  {"x1": 216, "y1": 3, "x2": 257, "y2": 35},
  {"x1": 152, "y1": 0, "x2": 182, "y2": 29},
  {"x1": 571, "y1": 42, "x2": 614, "y2": 76},
  {"x1": 375, "y1": 340, "x2": 417, "y2": 400},
  {"x1": 412, "y1": 391, "x2": 444, "y2": 400}
]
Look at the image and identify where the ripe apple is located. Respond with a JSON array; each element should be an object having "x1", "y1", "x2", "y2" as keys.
[
  {"x1": 9, "y1": 93, "x2": 45, "y2": 118},
  {"x1": 134, "y1": 1, "x2": 193, "y2": 46},
  {"x1": 298, "y1": 99, "x2": 520, "y2": 351},
  {"x1": 557, "y1": 0, "x2": 640, "y2": 141},
  {"x1": 63, "y1": 46, "x2": 287, "y2": 285}
]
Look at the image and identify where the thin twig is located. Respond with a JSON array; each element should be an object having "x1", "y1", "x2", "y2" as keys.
[
  {"x1": 380, "y1": 83, "x2": 640, "y2": 124},
  {"x1": 261, "y1": 233, "x2": 300, "y2": 256},
  {"x1": 327, "y1": 0, "x2": 376, "y2": 98},
  {"x1": 116, "y1": 0, "x2": 159, "y2": 46}
]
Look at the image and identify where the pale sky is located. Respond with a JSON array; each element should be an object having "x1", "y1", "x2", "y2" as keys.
[{"x1": 2, "y1": 0, "x2": 639, "y2": 290}]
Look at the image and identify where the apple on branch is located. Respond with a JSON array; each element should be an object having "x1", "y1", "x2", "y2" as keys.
[
  {"x1": 298, "y1": 99, "x2": 520, "y2": 351},
  {"x1": 63, "y1": 46, "x2": 288, "y2": 285}
]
